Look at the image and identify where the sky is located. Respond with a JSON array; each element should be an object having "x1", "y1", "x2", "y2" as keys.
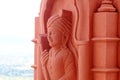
[{"x1": 0, "y1": 0, "x2": 41, "y2": 57}]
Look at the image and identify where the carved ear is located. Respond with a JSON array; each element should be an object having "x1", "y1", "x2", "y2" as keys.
[{"x1": 63, "y1": 33, "x2": 69, "y2": 45}]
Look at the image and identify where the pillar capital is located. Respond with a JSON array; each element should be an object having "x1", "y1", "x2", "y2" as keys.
[{"x1": 98, "y1": 0, "x2": 116, "y2": 12}]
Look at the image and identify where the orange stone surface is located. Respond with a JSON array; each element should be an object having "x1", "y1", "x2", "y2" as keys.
[{"x1": 32, "y1": 0, "x2": 120, "y2": 80}]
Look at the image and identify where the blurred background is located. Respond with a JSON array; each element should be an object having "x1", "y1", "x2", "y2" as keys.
[{"x1": 0, "y1": 0, "x2": 41, "y2": 80}]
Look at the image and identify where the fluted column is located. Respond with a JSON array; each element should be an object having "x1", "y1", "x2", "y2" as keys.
[{"x1": 92, "y1": 0, "x2": 119, "y2": 80}]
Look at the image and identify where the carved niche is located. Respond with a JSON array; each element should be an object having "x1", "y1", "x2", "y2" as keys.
[{"x1": 32, "y1": 0, "x2": 120, "y2": 80}]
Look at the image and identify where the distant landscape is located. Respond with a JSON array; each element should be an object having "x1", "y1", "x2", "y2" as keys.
[{"x1": 0, "y1": 55, "x2": 34, "y2": 80}]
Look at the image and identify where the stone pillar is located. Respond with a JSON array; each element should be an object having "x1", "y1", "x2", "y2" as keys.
[
  {"x1": 32, "y1": 17, "x2": 44, "y2": 80},
  {"x1": 92, "y1": 0, "x2": 119, "y2": 80},
  {"x1": 78, "y1": 42, "x2": 92, "y2": 80}
]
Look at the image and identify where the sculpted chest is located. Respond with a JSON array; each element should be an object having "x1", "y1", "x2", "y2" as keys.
[
  {"x1": 47, "y1": 50, "x2": 65, "y2": 72},
  {"x1": 47, "y1": 50, "x2": 67, "y2": 80}
]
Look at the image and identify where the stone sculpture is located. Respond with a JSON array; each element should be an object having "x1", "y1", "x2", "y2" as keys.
[
  {"x1": 40, "y1": 14, "x2": 76, "y2": 80},
  {"x1": 32, "y1": 0, "x2": 120, "y2": 80}
]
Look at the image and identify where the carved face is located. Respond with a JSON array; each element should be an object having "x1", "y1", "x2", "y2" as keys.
[{"x1": 47, "y1": 27, "x2": 63, "y2": 48}]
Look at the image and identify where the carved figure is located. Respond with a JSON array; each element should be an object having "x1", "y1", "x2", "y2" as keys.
[{"x1": 40, "y1": 14, "x2": 76, "y2": 80}]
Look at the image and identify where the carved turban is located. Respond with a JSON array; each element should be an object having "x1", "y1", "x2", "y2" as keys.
[{"x1": 47, "y1": 15, "x2": 72, "y2": 35}]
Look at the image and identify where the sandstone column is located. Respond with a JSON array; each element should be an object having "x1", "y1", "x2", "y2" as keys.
[
  {"x1": 92, "y1": 0, "x2": 119, "y2": 80},
  {"x1": 32, "y1": 17, "x2": 44, "y2": 80}
]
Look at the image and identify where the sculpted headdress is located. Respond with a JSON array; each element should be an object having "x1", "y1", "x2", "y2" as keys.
[{"x1": 47, "y1": 10, "x2": 72, "y2": 35}]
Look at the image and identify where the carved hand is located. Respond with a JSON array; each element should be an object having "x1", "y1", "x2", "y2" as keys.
[{"x1": 40, "y1": 50, "x2": 49, "y2": 67}]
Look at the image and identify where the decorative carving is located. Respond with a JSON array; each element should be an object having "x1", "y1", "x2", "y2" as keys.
[
  {"x1": 32, "y1": 0, "x2": 120, "y2": 80},
  {"x1": 40, "y1": 10, "x2": 76, "y2": 80}
]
